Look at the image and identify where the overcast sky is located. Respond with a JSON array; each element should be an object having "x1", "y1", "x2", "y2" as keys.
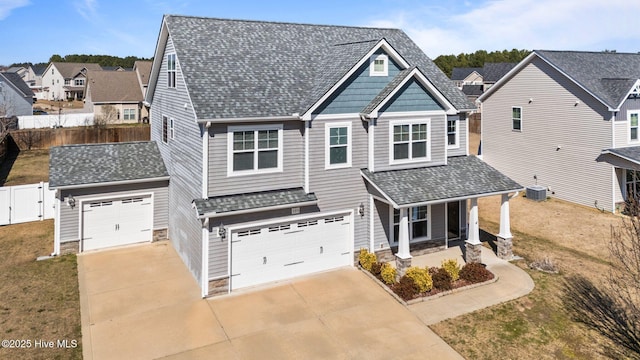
[{"x1": 1, "y1": 0, "x2": 638, "y2": 65}]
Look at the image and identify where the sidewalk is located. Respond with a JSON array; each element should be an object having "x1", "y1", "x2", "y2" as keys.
[{"x1": 407, "y1": 246, "x2": 535, "y2": 325}]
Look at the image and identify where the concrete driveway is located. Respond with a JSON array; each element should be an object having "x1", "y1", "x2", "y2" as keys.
[{"x1": 78, "y1": 241, "x2": 463, "y2": 359}]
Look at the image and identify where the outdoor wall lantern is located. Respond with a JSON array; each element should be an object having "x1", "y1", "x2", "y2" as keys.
[
  {"x1": 218, "y1": 224, "x2": 227, "y2": 239},
  {"x1": 358, "y1": 202, "x2": 365, "y2": 217},
  {"x1": 66, "y1": 195, "x2": 76, "y2": 208}
]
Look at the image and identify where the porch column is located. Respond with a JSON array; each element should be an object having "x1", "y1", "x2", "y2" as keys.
[
  {"x1": 497, "y1": 193, "x2": 514, "y2": 260},
  {"x1": 465, "y1": 198, "x2": 482, "y2": 263},
  {"x1": 395, "y1": 207, "x2": 412, "y2": 277}
]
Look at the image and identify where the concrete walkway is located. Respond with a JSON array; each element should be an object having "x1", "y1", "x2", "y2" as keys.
[{"x1": 407, "y1": 246, "x2": 535, "y2": 325}]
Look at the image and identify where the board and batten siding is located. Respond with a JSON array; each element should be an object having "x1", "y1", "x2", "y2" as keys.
[
  {"x1": 150, "y1": 35, "x2": 204, "y2": 284},
  {"x1": 207, "y1": 121, "x2": 304, "y2": 197},
  {"x1": 58, "y1": 181, "x2": 168, "y2": 242},
  {"x1": 482, "y1": 56, "x2": 614, "y2": 211}
]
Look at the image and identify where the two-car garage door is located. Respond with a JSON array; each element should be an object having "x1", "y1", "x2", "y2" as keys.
[
  {"x1": 230, "y1": 213, "x2": 352, "y2": 290},
  {"x1": 82, "y1": 195, "x2": 153, "y2": 251}
]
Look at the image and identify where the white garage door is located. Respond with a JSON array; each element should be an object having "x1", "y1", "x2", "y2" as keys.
[
  {"x1": 230, "y1": 213, "x2": 352, "y2": 290},
  {"x1": 82, "y1": 195, "x2": 153, "y2": 251}
]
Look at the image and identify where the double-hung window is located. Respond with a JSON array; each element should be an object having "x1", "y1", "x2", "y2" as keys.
[
  {"x1": 626, "y1": 169, "x2": 640, "y2": 200},
  {"x1": 392, "y1": 206, "x2": 430, "y2": 243},
  {"x1": 167, "y1": 53, "x2": 176, "y2": 88},
  {"x1": 169, "y1": 118, "x2": 174, "y2": 140},
  {"x1": 228, "y1": 125, "x2": 282, "y2": 175},
  {"x1": 512, "y1": 107, "x2": 522, "y2": 131},
  {"x1": 123, "y1": 109, "x2": 135, "y2": 121},
  {"x1": 162, "y1": 116, "x2": 168, "y2": 143},
  {"x1": 75, "y1": 79, "x2": 84, "y2": 86},
  {"x1": 325, "y1": 122, "x2": 352, "y2": 169},
  {"x1": 370, "y1": 54, "x2": 388, "y2": 76},
  {"x1": 630, "y1": 112, "x2": 639, "y2": 142},
  {"x1": 390, "y1": 119, "x2": 430, "y2": 163},
  {"x1": 447, "y1": 118, "x2": 458, "y2": 148}
]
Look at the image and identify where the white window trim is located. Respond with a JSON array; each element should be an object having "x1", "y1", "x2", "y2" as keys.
[
  {"x1": 512, "y1": 106, "x2": 523, "y2": 132},
  {"x1": 447, "y1": 118, "x2": 460, "y2": 149},
  {"x1": 226, "y1": 124, "x2": 284, "y2": 177},
  {"x1": 324, "y1": 121, "x2": 352, "y2": 169},
  {"x1": 169, "y1": 118, "x2": 175, "y2": 140},
  {"x1": 369, "y1": 54, "x2": 388, "y2": 77},
  {"x1": 389, "y1": 204, "x2": 432, "y2": 244},
  {"x1": 629, "y1": 111, "x2": 640, "y2": 143},
  {"x1": 388, "y1": 118, "x2": 431, "y2": 165},
  {"x1": 167, "y1": 53, "x2": 176, "y2": 89}
]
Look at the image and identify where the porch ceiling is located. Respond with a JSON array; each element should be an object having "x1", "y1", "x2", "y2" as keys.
[{"x1": 361, "y1": 155, "x2": 523, "y2": 207}]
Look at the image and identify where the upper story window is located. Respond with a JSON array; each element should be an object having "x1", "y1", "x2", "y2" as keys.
[
  {"x1": 370, "y1": 54, "x2": 388, "y2": 77},
  {"x1": 512, "y1": 107, "x2": 522, "y2": 131},
  {"x1": 167, "y1": 53, "x2": 176, "y2": 88},
  {"x1": 325, "y1": 122, "x2": 352, "y2": 169},
  {"x1": 227, "y1": 125, "x2": 283, "y2": 175},
  {"x1": 75, "y1": 79, "x2": 84, "y2": 86},
  {"x1": 447, "y1": 119, "x2": 459, "y2": 148},
  {"x1": 169, "y1": 118, "x2": 174, "y2": 140},
  {"x1": 123, "y1": 109, "x2": 136, "y2": 121},
  {"x1": 64, "y1": 79, "x2": 70, "y2": 85},
  {"x1": 390, "y1": 119, "x2": 430, "y2": 164},
  {"x1": 162, "y1": 116, "x2": 168, "y2": 143},
  {"x1": 630, "y1": 111, "x2": 639, "y2": 142}
]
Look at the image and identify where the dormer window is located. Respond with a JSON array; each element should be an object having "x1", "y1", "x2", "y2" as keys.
[{"x1": 370, "y1": 54, "x2": 388, "y2": 76}]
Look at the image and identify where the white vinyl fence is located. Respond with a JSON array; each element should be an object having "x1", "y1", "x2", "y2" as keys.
[
  {"x1": 18, "y1": 113, "x2": 94, "y2": 129},
  {"x1": 0, "y1": 182, "x2": 55, "y2": 225}
]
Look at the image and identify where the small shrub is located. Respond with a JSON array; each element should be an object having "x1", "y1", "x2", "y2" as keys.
[
  {"x1": 529, "y1": 256, "x2": 559, "y2": 273},
  {"x1": 428, "y1": 267, "x2": 439, "y2": 276},
  {"x1": 405, "y1": 267, "x2": 433, "y2": 293},
  {"x1": 358, "y1": 248, "x2": 377, "y2": 271},
  {"x1": 370, "y1": 262, "x2": 383, "y2": 276},
  {"x1": 393, "y1": 275, "x2": 418, "y2": 301},
  {"x1": 432, "y1": 267, "x2": 453, "y2": 291},
  {"x1": 460, "y1": 262, "x2": 493, "y2": 283},
  {"x1": 380, "y1": 263, "x2": 397, "y2": 285},
  {"x1": 441, "y1": 259, "x2": 461, "y2": 281}
]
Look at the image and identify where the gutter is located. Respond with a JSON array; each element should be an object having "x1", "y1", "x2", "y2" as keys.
[
  {"x1": 49, "y1": 176, "x2": 170, "y2": 190},
  {"x1": 196, "y1": 200, "x2": 318, "y2": 219}
]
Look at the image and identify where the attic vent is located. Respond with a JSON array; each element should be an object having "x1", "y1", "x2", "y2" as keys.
[{"x1": 526, "y1": 185, "x2": 547, "y2": 201}]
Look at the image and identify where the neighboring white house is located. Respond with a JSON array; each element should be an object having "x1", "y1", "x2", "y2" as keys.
[
  {"x1": 41, "y1": 62, "x2": 102, "y2": 100},
  {"x1": 0, "y1": 72, "x2": 34, "y2": 117}
]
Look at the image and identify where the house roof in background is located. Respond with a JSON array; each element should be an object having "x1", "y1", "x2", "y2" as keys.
[
  {"x1": 134, "y1": 61, "x2": 153, "y2": 86},
  {"x1": 31, "y1": 65, "x2": 46, "y2": 76},
  {"x1": 150, "y1": 15, "x2": 473, "y2": 119},
  {"x1": 450, "y1": 67, "x2": 483, "y2": 81},
  {"x1": 49, "y1": 141, "x2": 168, "y2": 188},
  {"x1": 482, "y1": 62, "x2": 517, "y2": 82},
  {"x1": 50, "y1": 62, "x2": 103, "y2": 79},
  {"x1": 462, "y1": 84, "x2": 483, "y2": 96},
  {"x1": 193, "y1": 188, "x2": 318, "y2": 217},
  {"x1": 86, "y1": 70, "x2": 143, "y2": 103},
  {"x1": 0, "y1": 72, "x2": 34, "y2": 97},
  {"x1": 361, "y1": 156, "x2": 522, "y2": 206},
  {"x1": 6, "y1": 66, "x2": 25, "y2": 73}
]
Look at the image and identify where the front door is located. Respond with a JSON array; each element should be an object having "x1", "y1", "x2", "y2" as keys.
[{"x1": 447, "y1": 201, "x2": 460, "y2": 241}]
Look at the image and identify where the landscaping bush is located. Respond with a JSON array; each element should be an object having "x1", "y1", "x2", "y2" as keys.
[
  {"x1": 393, "y1": 275, "x2": 418, "y2": 301},
  {"x1": 432, "y1": 267, "x2": 453, "y2": 291},
  {"x1": 370, "y1": 262, "x2": 383, "y2": 277},
  {"x1": 441, "y1": 259, "x2": 461, "y2": 281},
  {"x1": 428, "y1": 267, "x2": 439, "y2": 276},
  {"x1": 460, "y1": 262, "x2": 493, "y2": 283},
  {"x1": 380, "y1": 263, "x2": 397, "y2": 285},
  {"x1": 405, "y1": 267, "x2": 433, "y2": 293},
  {"x1": 358, "y1": 248, "x2": 377, "y2": 271}
]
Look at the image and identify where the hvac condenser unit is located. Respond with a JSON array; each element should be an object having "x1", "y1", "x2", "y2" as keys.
[{"x1": 526, "y1": 185, "x2": 547, "y2": 201}]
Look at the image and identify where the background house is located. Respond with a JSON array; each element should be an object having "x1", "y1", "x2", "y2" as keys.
[
  {"x1": 41, "y1": 62, "x2": 102, "y2": 100},
  {"x1": 84, "y1": 70, "x2": 144, "y2": 123},
  {"x1": 450, "y1": 63, "x2": 517, "y2": 111},
  {"x1": 479, "y1": 50, "x2": 640, "y2": 212},
  {"x1": 133, "y1": 60, "x2": 152, "y2": 121},
  {"x1": 0, "y1": 71, "x2": 34, "y2": 117}
]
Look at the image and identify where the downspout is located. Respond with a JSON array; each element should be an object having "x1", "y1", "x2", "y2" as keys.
[
  {"x1": 52, "y1": 190, "x2": 61, "y2": 256},
  {"x1": 304, "y1": 121, "x2": 310, "y2": 193},
  {"x1": 611, "y1": 111, "x2": 617, "y2": 213},
  {"x1": 201, "y1": 122, "x2": 211, "y2": 297}
]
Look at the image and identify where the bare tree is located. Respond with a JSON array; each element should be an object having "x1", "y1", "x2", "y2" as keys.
[
  {"x1": 564, "y1": 198, "x2": 640, "y2": 359},
  {"x1": 94, "y1": 104, "x2": 118, "y2": 129}
]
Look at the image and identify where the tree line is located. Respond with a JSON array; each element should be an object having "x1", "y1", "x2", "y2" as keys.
[
  {"x1": 7, "y1": 54, "x2": 152, "y2": 70},
  {"x1": 434, "y1": 49, "x2": 531, "y2": 78}
]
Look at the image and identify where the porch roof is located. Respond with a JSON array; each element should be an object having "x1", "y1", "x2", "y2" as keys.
[
  {"x1": 598, "y1": 147, "x2": 640, "y2": 169},
  {"x1": 361, "y1": 156, "x2": 523, "y2": 207},
  {"x1": 193, "y1": 187, "x2": 318, "y2": 218}
]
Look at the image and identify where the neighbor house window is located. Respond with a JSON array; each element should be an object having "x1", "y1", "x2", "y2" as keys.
[
  {"x1": 228, "y1": 125, "x2": 283, "y2": 174},
  {"x1": 123, "y1": 109, "x2": 135, "y2": 121},
  {"x1": 512, "y1": 107, "x2": 522, "y2": 131},
  {"x1": 325, "y1": 122, "x2": 352, "y2": 168},
  {"x1": 64, "y1": 79, "x2": 70, "y2": 85},
  {"x1": 390, "y1": 119, "x2": 430, "y2": 163},
  {"x1": 370, "y1": 54, "x2": 388, "y2": 76},
  {"x1": 162, "y1": 116, "x2": 168, "y2": 143},
  {"x1": 392, "y1": 206, "x2": 430, "y2": 243},
  {"x1": 626, "y1": 170, "x2": 640, "y2": 200},
  {"x1": 167, "y1": 53, "x2": 176, "y2": 88},
  {"x1": 630, "y1": 112, "x2": 639, "y2": 142},
  {"x1": 75, "y1": 79, "x2": 84, "y2": 86},
  {"x1": 447, "y1": 118, "x2": 458, "y2": 148}
]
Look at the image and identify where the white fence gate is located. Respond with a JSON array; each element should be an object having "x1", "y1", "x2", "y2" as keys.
[{"x1": 0, "y1": 182, "x2": 55, "y2": 225}]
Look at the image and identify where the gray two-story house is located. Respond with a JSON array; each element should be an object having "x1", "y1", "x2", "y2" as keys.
[{"x1": 141, "y1": 15, "x2": 523, "y2": 297}]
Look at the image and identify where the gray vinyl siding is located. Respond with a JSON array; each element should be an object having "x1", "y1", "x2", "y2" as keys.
[
  {"x1": 373, "y1": 112, "x2": 447, "y2": 171},
  {"x1": 58, "y1": 181, "x2": 168, "y2": 243},
  {"x1": 447, "y1": 114, "x2": 468, "y2": 157},
  {"x1": 373, "y1": 199, "x2": 391, "y2": 250},
  {"x1": 482, "y1": 56, "x2": 614, "y2": 211},
  {"x1": 614, "y1": 98, "x2": 640, "y2": 147},
  {"x1": 430, "y1": 203, "x2": 446, "y2": 240},
  {"x1": 150, "y1": 35, "x2": 204, "y2": 284},
  {"x1": 315, "y1": 50, "x2": 403, "y2": 115},
  {"x1": 0, "y1": 80, "x2": 32, "y2": 116},
  {"x1": 309, "y1": 116, "x2": 370, "y2": 250},
  {"x1": 207, "y1": 121, "x2": 304, "y2": 197},
  {"x1": 379, "y1": 78, "x2": 444, "y2": 113}
]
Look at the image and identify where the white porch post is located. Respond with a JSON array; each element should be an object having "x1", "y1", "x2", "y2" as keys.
[
  {"x1": 497, "y1": 193, "x2": 514, "y2": 260},
  {"x1": 395, "y1": 207, "x2": 412, "y2": 277},
  {"x1": 465, "y1": 197, "x2": 482, "y2": 263}
]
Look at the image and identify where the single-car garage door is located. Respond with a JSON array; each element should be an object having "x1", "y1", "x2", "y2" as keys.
[
  {"x1": 230, "y1": 213, "x2": 352, "y2": 290},
  {"x1": 82, "y1": 195, "x2": 153, "y2": 251}
]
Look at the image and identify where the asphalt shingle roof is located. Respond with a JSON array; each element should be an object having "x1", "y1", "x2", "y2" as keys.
[
  {"x1": 193, "y1": 188, "x2": 318, "y2": 217},
  {"x1": 361, "y1": 67, "x2": 415, "y2": 115},
  {"x1": 134, "y1": 61, "x2": 153, "y2": 86},
  {"x1": 535, "y1": 50, "x2": 640, "y2": 109},
  {"x1": 51, "y1": 62, "x2": 102, "y2": 79},
  {"x1": 86, "y1": 70, "x2": 143, "y2": 103},
  {"x1": 162, "y1": 15, "x2": 473, "y2": 120},
  {"x1": 602, "y1": 146, "x2": 640, "y2": 164},
  {"x1": 362, "y1": 156, "x2": 522, "y2": 206},
  {"x1": 462, "y1": 84, "x2": 483, "y2": 96},
  {"x1": 482, "y1": 62, "x2": 517, "y2": 82},
  {"x1": 1, "y1": 72, "x2": 34, "y2": 97},
  {"x1": 450, "y1": 67, "x2": 483, "y2": 81},
  {"x1": 49, "y1": 141, "x2": 168, "y2": 188}
]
